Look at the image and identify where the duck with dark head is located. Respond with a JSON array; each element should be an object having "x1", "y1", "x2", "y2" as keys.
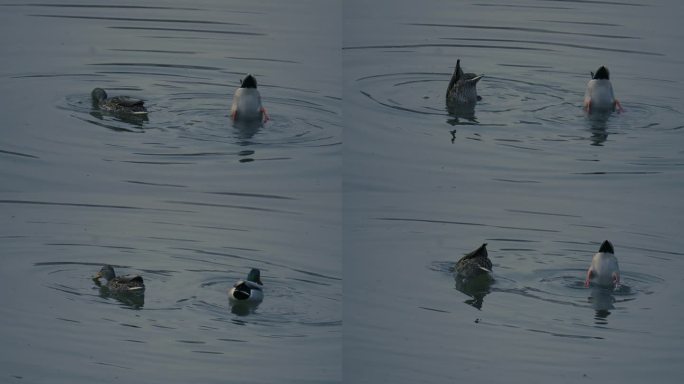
[{"x1": 91, "y1": 88, "x2": 147, "y2": 114}]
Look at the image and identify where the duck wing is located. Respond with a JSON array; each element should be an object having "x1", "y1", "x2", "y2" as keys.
[
  {"x1": 113, "y1": 274, "x2": 145, "y2": 291},
  {"x1": 109, "y1": 96, "x2": 145, "y2": 107},
  {"x1": 455, "y1": 243, "x2": 492, "y2": 276}
]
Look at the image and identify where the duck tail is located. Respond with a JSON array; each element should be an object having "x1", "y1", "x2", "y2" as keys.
[
  {"x1": 598, "y1": 240, "x2": 614, "y2": 254},
  {"x1": 464, "y1": 243, "x2": 488, "y2": 259},
  {"x1": 232, "y1": 290, "x2": 250, "y2": 300},
  {"x1": 446, "y1": 59, "x2": 462, "y2": 98},
  {"x1": 593, "y1": 66, "x2": 610, "y2": 80}
]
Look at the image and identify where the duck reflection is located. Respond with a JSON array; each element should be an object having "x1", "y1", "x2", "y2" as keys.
[
  {"x1": 446, "y1": 103, "x2": 478, "y2": 126},
  {"x1": 588, "y1": 285, "x2": 615, "y2": 323},
  {"x1": 230, "y1": 302, "x2": 260, "y2": 316},
  {"x1": 89, "y1": 110, "x2": 149, "y2": 130},
  {"x1": 96, "y1": 285, "x2": 145, "y2": 310},
  {"x1": 455, "y1": 275, "x2": 492, "y2": 310},
  {"x1": 585, "y1": 111, "x2": 611, "y2": 146},
  {"x1": 232, "y1": 119, "x2": 263, "y2": 144}
]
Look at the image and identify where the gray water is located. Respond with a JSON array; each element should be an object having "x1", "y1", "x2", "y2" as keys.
[
  {"x1": 344, "y1": 0, "x2": 684, "y2": 383},
  {"x1": 0, "y1": 1, "x2": 340, "y2": 383},
  {"x1": 2, "y1": 0, "x2": 684, "y2": 383}
]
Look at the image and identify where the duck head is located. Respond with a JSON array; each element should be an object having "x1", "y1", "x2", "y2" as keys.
[
  {"x1": 247, "y1": 268, "x2": 262, "y2": 285},
  {"x1": 240, "y1": 74, "x2": 258, "y2": 89},
  {"x1": 94, "y1": 265, "x2": 116, "y2": 281},
  {"x1": 91, "y1": 88, "x2": 108, "y2": 103}
]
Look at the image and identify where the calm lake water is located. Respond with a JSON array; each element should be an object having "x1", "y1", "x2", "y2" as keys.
[
  {"x1": 344, "y1": 0, "x2": 684, "y2": 383},
  {"x1": 0, "y1": 1, "x2": 340, "y2": 383},
  {"x1": 2, "y1": 0, "x2": 684, "y2": 383}
]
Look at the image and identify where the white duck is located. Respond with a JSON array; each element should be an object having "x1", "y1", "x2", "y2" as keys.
[
  {"x1": 230, "y1": 74, "x2": 269, "y2": 123},
  {"x1": 584, "y1": 240, "x2": 620, "y2": 289},
  {"x1": 229, "y1": 268, "x2": 264, "y2": 304},
  {"x1": 583, "y1": 66, "x2": 623, "y2": 114}
]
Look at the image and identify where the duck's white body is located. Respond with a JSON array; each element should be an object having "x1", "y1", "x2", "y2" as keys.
[
  {"x1": 585, "y1": 241, "x2": 620, "y2": 288},
  {"x1": 229, "y1": 280, "x2": 263, "y2": 304},
  {"x1": 231, "y1": 88, "x2": 264, "y2": 122},
  {"x1": 584, "y1": 79, "x2": 616, "y2": 112},
  {"x1": 583, "y1": 66, "x2": 622, "y2": 113}
]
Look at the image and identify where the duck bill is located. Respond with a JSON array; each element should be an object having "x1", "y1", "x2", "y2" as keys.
[{"x1": 93, "y1": 272, "x2": 102, "y2": 280}]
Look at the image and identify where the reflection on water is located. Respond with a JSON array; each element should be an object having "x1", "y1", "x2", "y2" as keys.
[
  {"x1": 89, "y1": 110, "x2": 149, "y2": 130},
  {"x1": 589, "y1": 283, "x2": 636, "y2": 324},
  {"x1": 96, "y1": 285, "x2": 145, "y2": 310},
  {"x1": 230, "y1": 301, "x2": 261, "y2": 317},
  {"x1": 455, "y1": 275, "x2": 492, "y2": 310},
  {"x1": 446, "y1": 103, "x2": 478, "y2": 125},
  {"x1": 585, "y1": 111, "x2": 612, "y2": 146},
  {"x1": 589, "y1": 286, "x2": 615, "y2": 323},
  {"x1": 232, "y1": 119, "x2": 264, "y2": 144}
]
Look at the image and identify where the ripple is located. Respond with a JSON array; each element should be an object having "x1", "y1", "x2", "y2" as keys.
[
  {"x1": 0, "y1": 148, "x2": 39, "y2": 159},
  {"x1": 376, "y1": 217, "x2": 560, "y2": 233},
  {"x1": 534, "y1": 268, "x2": 663, "y2": 297},
  {"x1": 407, "y1": 22, "x2": 639, "y2": 40},
  {"x1": 354, "y1": 67, "x2": 683, "y2": 151},
  {"x1": 2, "y1": 3, "x2": 200, "y2": 10},
  {"x1": 60, "y1": 83, "x2": 340, "y2": 154},
  {"x1": 442, "y1": 37, "x2": 663, "y2": 56},
  {"x1": 29, "y1": 14, "x2": 244, "y2": 26},
  {"x1": 194, "y1": 271, "x2": 340, "y2": 327},
  {"x1": 354, "y1": 71, "x2": 573, "y2": 124},
  {"x1": 108, "y1": 26, "x2": 264, "y2": 36}
]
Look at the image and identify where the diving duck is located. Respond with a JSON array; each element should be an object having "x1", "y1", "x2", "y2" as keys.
[
  {"x1": 583, "y1": 66, "x2": 623, "y2": 114},
  {"x1": 455, "y1": 243, "x2": 493, "y2": 280},
  {"x1": 446, "y1": 59, "x2": 483, "y2": 105},
  {"x1": 91, "y1": 88, "x2": 147, "y2": 114},
  {"x1": 93, "y1": 265, "x2": 145, "y2": 293},
  {"x1": 229, "y1": 268, "x2": 264, "y2": 304},
  {"x1": 584, "y1": 240, "x2": 620, "y2": 289},
  {"x1": 230, "y1": 74, "x2": 269, "y2": 123}
]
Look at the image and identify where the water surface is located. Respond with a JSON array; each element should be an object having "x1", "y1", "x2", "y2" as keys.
[
  {"x1": 344, "y1": 0, "x2": 684, "y2": 383},
  {"x1": 0, "y1": 1, "x2": 340, "y2": 383}
]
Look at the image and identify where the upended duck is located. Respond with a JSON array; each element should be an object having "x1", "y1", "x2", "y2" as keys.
[
  {"x1": 584, "y1": 240, "x2": 620, "y2": 289},
  {"x1": 93, "y1": 265, "x2": 145, "y2": 293},
  {"x1": 446, "y1": 59, "x2": 483, "y2": 105},
  {"x1": 229, "y1": 268, "x2": 264, "y2": 304},
  {"x1": 454, "y1": 243, "x2": 493, "y2": 281},
  {"x1": 230, "y1": 74, "x2": 269, "y2": 123},
  {"x1": 91, "y1": 88, "x2": 147, "y2": 114},
  {"x1": 583, "y1": 66, "x2": 623, "y2": 114}
]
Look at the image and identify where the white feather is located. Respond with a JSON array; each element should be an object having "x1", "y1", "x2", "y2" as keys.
[
  {"x1": 231, "y1": 88, "x2": 264, "y2": 121},
  {"x1": 588, "y1": 251, "x2": 620, "y2": 287},
  {"x1": 584, "y1": 79, "x2": 616, "y2": 111}
]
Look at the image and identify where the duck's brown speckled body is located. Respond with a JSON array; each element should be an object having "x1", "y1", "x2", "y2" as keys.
[
  {"x1": 446, "y1": 59, "x2": 483, "y2": 105},
  {"x1": 91, "y1": 88, "x2": 147, "y2": 114},
  {"x1": 93, "y1": 265, "x2": 145, "y2": 293},
  {"x1": 455, "y1": 243, "x2": 492, "y2": 280}
]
